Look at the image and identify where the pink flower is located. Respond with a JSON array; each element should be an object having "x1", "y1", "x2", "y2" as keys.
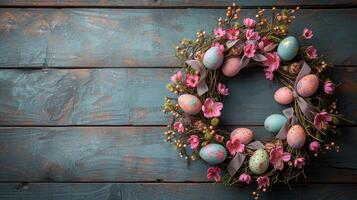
[
  {"x1": 243, "y1": 18, "x2": 256, "y2": 28},
  {"x1": 245, "y1": 29, "x2": 260, "y2": 41},
  {"x1": 269, "y1": 146, "x2": 291, "y2": 170},
  {"x1": 171, "y1": 71, "x2": 182, "y2": 84},
  {"x1": 185, "y1": 74, "x2": 199, "y2": 88},
  {"x1": 302, "y1": 28, "x2": 313, "y2": 39},
  {"x1": 306, "y1": 45, "x2": 318, "y2": 59},
  {"x1": 202, "y1": 98, "x2": 223, "y2": 118},
  {"x1": 226, "y1": 28, "x2": 240, "y2": 40},
  {"x1": 213, "y1": 42, "x2": 225, "y2": 52},
  {"x1": 215, "y1": 135, "x2": 224, "y2": 143},
  {"x1": 217, "y1": 83, "x2": 229, "y2": 96},
  {"x1": 187, "y1": 135, "x2": 200, "y2": 149},
  {"x1": 173, "y1": 122, "x2": 185, "y2": 133},
  {"x1": 226, "y1": 138, "x2": 245, "y2": 155},
  {"x1": 257, "y1": 176, "x2": 270, "y2": 189},
  {"x1": 239, "y1": 173, "x2": 251, "y2": 184},
  {"x1": 263, "y1": 52, "x2": 280, "y2": 80},
  {"x1": 207, "y1": 167, "x2": 221, "y2": 182},
  {"x1": 214, "y1": 27, "x2": 226, "y2": 38},
  {"x1": 243, "y1": 43, "x2": 256, "y2": 58},
  {"x1": 314, "y1": 112, "x2": 332, "y2": 130},
  {"x1": 309, "y1": 141, "x2": 320, "y2": 152},
  {"x1": 324, "y1": 80, "x2": 335, "y2": 95},
  {"x1": 294, "y1": 157, "x2": 305, "y2": 169},
  {"x1": 264, "y1": 70, "x2": 274, "y2": 80},
  {"x1": 258, "y1": 37, "x2": 275, "y2": 52}
]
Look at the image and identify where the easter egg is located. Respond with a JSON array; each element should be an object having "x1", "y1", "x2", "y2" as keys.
[
  {"x1": 297, "y1": 74, "x2": 319, "y2": 97},
  {"x1": 274, "y1": 87, "x2": 294, "y2": 105},
  {"x1": 277, "y1": 36, "x2": 299, "y2": 61},
  {"x1": 178, "y1": 94, "x2": 202, "y2": 115},
  {"x1": 199, "y1": 144, "x2": 227, "y2": 165},
  {"x1": 264, "y1": 114, "x2": 287, "y2": 133},
  {"x1": 203, "y1": 47, "x2": 224, "y2": 70},
  {"x1": 222, "y1": 57, "x2": 242, "y2": 77},
  {"x1": 249, "y1": 149, "x2": 269, "y2": 175},
  {"x1": 287, "y1": 125, "x2": 306, "y2": 149},
  {"x1": 230, "y1": 128, "x2": 254, "y2": 145}
]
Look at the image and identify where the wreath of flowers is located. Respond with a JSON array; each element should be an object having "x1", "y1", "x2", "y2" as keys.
[{"x1": 163, "y1": 3, "x2": 348, "y2": 199}]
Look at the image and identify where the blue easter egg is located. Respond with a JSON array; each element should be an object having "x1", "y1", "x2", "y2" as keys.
[
  {"x1": 264, "y1": 114, "x2": 287, "y2": 133},
  {"x1": 277, "y1": 36, "x2": 299, "y2": 61},
  {"x1": 203, "y1": 47, "x2": 224, "y2": 70},
  {"x1": 199, "y1": 143, "x2": 227, "y2": 165}
]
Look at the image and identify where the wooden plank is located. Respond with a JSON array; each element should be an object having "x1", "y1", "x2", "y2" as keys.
[
  {"x1": 0, "y1": 8, "x2": 356, "y2": 68},
  {"x1": 0, "y1": 67, "x2": 355, "y2": 125},
  {"x1": 0, "y1": 126, "x2": 355, "y2": 182}
]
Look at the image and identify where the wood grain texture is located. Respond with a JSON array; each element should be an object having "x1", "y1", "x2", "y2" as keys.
[
  {"x1": 0, "y1": 126, "x2": 355, "y2": 182},
  {"x1": 0, "y1": 8, "x2": 356, "y2": 68}
]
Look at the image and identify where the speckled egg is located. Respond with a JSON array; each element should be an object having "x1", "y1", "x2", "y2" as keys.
[
  {"x1": 277, "y1": 36, "x2": 299, "y2": 61},
  {"x1": 222, "y1": 57, "x2": 242, "y2": 77},
  {"x1": 274, "y1": 87, "x2": 294, "y2": 105},
  {"x1": 297, "y1": 74, "x2": 319, "y2": 97},
  {"x1": 199, "y1": 144, "x2": 227, "y2": 165},
  {"x1": 230, "y1": 128, "x2": 254, "y2": 145},
  {"x1": 264, "y1": 114, "x2": 287, "y2": 133},
  {"x1": 203, "y1": 47, "x2": 224, "y2": 70},
  {"x1": 287, "y1": 125, "x2": 306, "y2": 149},
  {"x1": 178, "y1": 94, "x2": 202, "y2": 115},
  {"x1": 249, "y1": 149, "x2": 269, "y2": 175}
]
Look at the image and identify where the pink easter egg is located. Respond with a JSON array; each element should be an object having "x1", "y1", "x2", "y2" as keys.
[
  {"x1": 297, "y1": 74, "x2": 319, "y2": 97},
  {"x1": 222, "y1": 57, "x2": 242, "y2": 77},
  {"x1": 230, "y1": 128, "x2": 254, "y2": 145},
  {"x1": 287, "y1": 125, "x2": 306, "y2": 149},
  {"x1": 274, "y1": 87, "x2": 294, "y2": 105},
  {"x1": 178, "y1": 94, "x2": 202, "y2": 115}
]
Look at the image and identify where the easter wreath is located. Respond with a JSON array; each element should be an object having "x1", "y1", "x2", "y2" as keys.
[{"x1": 163, "y1": 3, "x2": 348, "y2": 198}]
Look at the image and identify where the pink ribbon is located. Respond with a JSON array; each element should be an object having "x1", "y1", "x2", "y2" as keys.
[{"x1": 185, "y1": 60, "x2": 208, "y2": 96}]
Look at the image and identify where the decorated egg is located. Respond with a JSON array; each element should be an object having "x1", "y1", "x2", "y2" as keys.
[
  {"x1": 199, "y1": 143, "x2": 227, "y2": 165},
  {"x1": 222, "y1": 57, "x2": 242, "y2": 77},
  {"x1": 287, "y1": 125, "x2": 306, "y2": 149},
  {"x1": 264, "y1": 114, "x2": 287, "y2": 133},
  {"x1": 230, "y1": 128, "x2": 254, "y2": 145},
  {"x1": 277, "y1": 36, "x2": 299, "y2": 61},
  {"x1": 249, "y1": 149, "x2": 269, "y2": 175},
  {"x1": 203, "y1": 46, "x2": 224, "y2": 70},
  {"x1": 297, "y1": 74, "x2": 319, "y2": 97},
  {"x1": 178, "y1": 94, "x2": 202, "y2": 115},
  {"x1": 274, "y1": 87, "x2": 294, "y2": 105}
]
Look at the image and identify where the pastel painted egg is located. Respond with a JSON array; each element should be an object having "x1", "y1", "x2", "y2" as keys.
[
  {"x1": 222, "y1": 57, "x2": 242, "y2": 77},
  {"x1": 287, "y1": 125, "x2": 306, "y2": 149},
  {"x1": 230, "y1": 128, "x2": 254, "y2": 145},
  {"x1": 274, "y1": 87, "x2": 294, "y2": 105},
  {"x1": 249, "y1": 149, "x2": 269, "y2": 175},
  {"x1": 277, "y1": 36, "x2": 299, "y2": 61},
  {"x1": 178, "y1": 94, "x2": 202, "y2": 115},
  {"x1": 297, "y1": 74, "x2": 319, "y2": 97},
  {"x1": 199, "y1": 144, "x2": 227, "y2": 165},
  {"x1": 203, "y1": 47, "x2": 224, "y2": 70},
  {"x1": 264, "y1": 114, "x2": 287, "y2": 133}
]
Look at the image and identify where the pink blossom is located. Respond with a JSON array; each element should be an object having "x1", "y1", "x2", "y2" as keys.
[
  {"x1": 314, "y1": 112, "x2": 332, "y2": 130},
  {"x1": 207, "y1": 167, "x2": 221, "y2": 182},
  {"x1": 269, "y1": 146, "x2": 291, "y2": 170},
  {"x1": 226, "y1": 138, "x2": 245, "y2": 155},
  {"x1": 257, "y1": 176, "x2": 270, "y2": 189},
  {"x1": 294, "y1": 157, "x2": 305, "y2": 169},
  {"x1": 306, "y1": 45, "x2": 318, "y2": 59},
  {"x1": 258, "y1": 37, "x2": 275, "y2": 52},
  {"x1": 243, "y1": 18, "x2": 256, "y2": 28},
  {"x1": 309, "y1": 141, "x2": 320, "y2": 152},
  {"x1": 245, "y1": 29, "x2": 260, "y2": 41},
  {"x1": 173, "y1": 122, "x2": 185, "y2": 133},
  {"x1": 214, "y1": 27, "x2": 226, "y2": 38},
  {"x1": 202, "y1": 98, "x2": 223, "y2": 118},
  {"x1": 238, "y1": 173, "x2": 251, "y2": 184},
  {"x1": 217, "y1": 83, "x2": 229, "y2": 96},
  {"x1": 185, "y1": 74, "x2": 199, "y2": 88},
  {"x1": 324, "y1": 80, "x2": 335, "y2": 95},
  {"x1": 213, "y1": 42, "x2": 225, "y2": 52},
  {"x1": 264, "y1": 70, "x2": 274, "y2": 81},
  {"x1": 243, "y1": 43, "x2": 256, "y2": 58},
  {"x1": 171, "y1": 71, "x2": 182, "y2": 84},
  {"x1": 263, "y1": 52, "x2": 280, "y2": 80},
  {"x1": 187, "y1": 135, "x2": 200, "y2": 149},
  {"x1": 226, "y1": 28, "x2": 240, "y2": 40},
  {"x1": 302, "y1": 28, "x2": 313, "y2": 39},
  {"x1": 215, "y1": 135, "x2": 224, "y2": 143}
]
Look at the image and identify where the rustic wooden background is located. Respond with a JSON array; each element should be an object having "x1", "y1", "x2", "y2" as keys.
[{"x1": 0, "y1": 1, "x2": 356, "y2": 199}]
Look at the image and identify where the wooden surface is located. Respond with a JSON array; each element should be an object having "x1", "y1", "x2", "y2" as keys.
[{"x1": 0, "y1": 1, "x2": 356, "y2": 200}]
